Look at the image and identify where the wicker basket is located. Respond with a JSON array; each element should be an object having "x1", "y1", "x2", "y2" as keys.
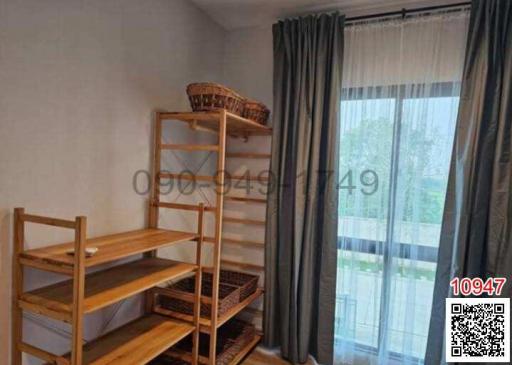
[
  {"x1": 216, "y1": 319, "x2": 256, "y2": 364},
  {"x1": 203, "y1": 270, "x2": 259, "y2": 301},
  {"x1": 158, "y1": 276, "x2": 240, "y2": 318},
  {"x1": 187, "y1": 83, "x2": 245, "y2": 115},
  {"x1": 242, "y1": 99, "x2": 270, "y2": 125},
  {"x1": 173, "y1": 319, "x2": 256, "y2": 365}
]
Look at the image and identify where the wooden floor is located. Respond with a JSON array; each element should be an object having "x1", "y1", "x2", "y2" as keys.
[{"x1": 242, "y1": 348, "x2": 315, "y2": 365}]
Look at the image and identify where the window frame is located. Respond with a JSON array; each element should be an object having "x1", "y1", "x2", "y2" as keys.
[
  {"x1": 338, "y1": 81, "x2": 461, "y2": 264},
  {"x1": 336, "y1": 81, "x2": 461, "y2": 360}
]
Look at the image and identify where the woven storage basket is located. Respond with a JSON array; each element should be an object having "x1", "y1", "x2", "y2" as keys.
[
  {"x1": 203, "y1": 269, "x2": 259, "y2": 301},
  {"x1": 158, "y1": 276, "x2": 240, "y2": 318},
  {"x1": 187, "y1": 83, "x2": 245, "y2": 115},
  {"x1": 174, "y1": 319, "x2": 256, "y2": 365},
  {"x1": 216, "y1": 319, "x2": 256, "y2": 364},
  {"x1": 242, "y1": 100, "x2": 270, "y2": 125}
]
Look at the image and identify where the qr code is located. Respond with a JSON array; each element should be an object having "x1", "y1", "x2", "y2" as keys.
[{"x1": 446, "y1": 298, "x2": 510, "y2": 363}]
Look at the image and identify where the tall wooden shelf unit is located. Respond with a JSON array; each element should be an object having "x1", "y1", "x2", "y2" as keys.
[
  {"x1": 150, "y1": 110, "x2": 271, "y2": 365},
  {"x1": 11, "y1": 204, "x2": 206, "y2": 364}
]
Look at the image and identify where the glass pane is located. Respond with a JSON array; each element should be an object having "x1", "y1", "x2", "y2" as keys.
[
  {"x1": 395, "y1": 95, "x2": 460, "y2": 245},
  {"x1": 338, "y1": 98, "x2": 395, "y2": 239},
  {"x1": 336, "y1": 97, "x2": 395, "y2": 351},
  {"x1": 387, "y1": 95, "x2": 460, "y2": 359}
]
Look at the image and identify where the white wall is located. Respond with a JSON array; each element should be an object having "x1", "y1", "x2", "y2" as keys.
[
  {"x1": 223, "y1": 25, "x2": 273, "y2": 113},
  {"x1": 0, "y1": 0, "x2": 225, "y2": 363}
]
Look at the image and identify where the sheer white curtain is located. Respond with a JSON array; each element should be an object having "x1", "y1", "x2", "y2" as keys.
[{"x1": 334, "y1": 10, "x2": 469, "y2": 365}]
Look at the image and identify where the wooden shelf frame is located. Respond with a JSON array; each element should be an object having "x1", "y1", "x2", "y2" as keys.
[
  {"x1": 149, "y1": 111, "x2": 228, "y2": 364},
  {"x1": 149, "y1": 110, "x2": 269, "y2": 365},
  {"x1": 12, "y1": 200, "x2": 206, "y2": 365}
]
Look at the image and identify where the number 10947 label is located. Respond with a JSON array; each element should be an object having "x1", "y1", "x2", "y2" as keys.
[{"x1": 450, "y1": 277, "x2": 507, "y2": 296}]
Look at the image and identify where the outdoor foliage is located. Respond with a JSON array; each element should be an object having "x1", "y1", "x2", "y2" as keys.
[{"x1": 339, "y1": 116, "x2": 446, "y2": 225}]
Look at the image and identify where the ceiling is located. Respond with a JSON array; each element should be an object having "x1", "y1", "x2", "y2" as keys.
[{"x1": 190, "y1": 0, "x2": 466, "y2": 30}]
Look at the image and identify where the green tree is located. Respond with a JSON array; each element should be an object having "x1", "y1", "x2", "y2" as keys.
[{"x1": 339, "y1": 117, "x2": 445, "y2": 224}]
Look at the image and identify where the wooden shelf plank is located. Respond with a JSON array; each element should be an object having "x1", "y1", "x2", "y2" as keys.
[
  {"x1": 159, "y1": 111, "x2": 272, "y2": 136},
  {"x1": 224, "y1": 196, "x2": 267, "y2": 204},
  {"x1": 203, "y1": 236, "x2": 264, "y2": 247},
  {"x1": 21, "y1": 229, "x2": 197, "y2": 268},
  {"x1": 226, "y1": 152, "x2": 271, "y2": 159},
  {"x1": 21, "y1": 258, "x2": 197, "y2": 320},
  {"x1": 220, "y1": 260, "x2": 265, "y2": 271},
  {"x1": 59, "y1": 314, "x2": 194, "y2": 365},
  {"x1": 153, "y1": 288, "x2": 263, "y2": 333},
  {"x1": 225, "y1": 112, "x2": 271, "y2": 135},
  {"x1": 229, "y1": 175, "x2": 269, "y2": 182},
  {"x1": 160, "y1": 111, "x2": 219, "y2": 122},
  {"x1": 155, "y1": 201, "x2": 216, "y2": 212},
  {"x1": 158, "y1": 173, "x2": 216, "y2": 182},
  {"x1": 161, "y1": 144, "x2": 219, "y2": 152},
  {"x1": 222, "y1": 238, "x2": 265, "y2": 248},
  {"x1": 223, "y1": 217, "x2": 266, "y2": 226}
]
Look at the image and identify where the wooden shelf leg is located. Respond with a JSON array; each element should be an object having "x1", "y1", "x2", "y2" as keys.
[
  {"x1": 209, "y1": 110, "x2": 227, "y2": 365},
  {"x1": 12, "y1": 208, "x2": 25, "y2": 365},
  {"x1": 144, "y1": 289, "x2": 155, "y2": 314},
  {"x1": 71, "y1": 216, "x2": 86, "y2": 365},
  {"x1": 144, "y1": 111, "x2": 163, "y2": 314},
  {"x1": 146, "y1": 111, "x2": 162, "y2": 261},
  {"x1": 149, "y1": 111, "x2": 162, "y2": 231},
  {"x1": 192, "y1": 203, "x2": 205, "y2": 365}
]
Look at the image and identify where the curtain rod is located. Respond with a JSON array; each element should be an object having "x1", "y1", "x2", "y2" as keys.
[{"x1": 345, "y1": 1, "x2": 471, "y2": 23}]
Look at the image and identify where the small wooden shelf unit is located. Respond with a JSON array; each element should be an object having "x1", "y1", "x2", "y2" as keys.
[
  {"x1": 12, "y1": 209, "x2": 204, "y2": 365},
  {"x1": 12, "y1": 110, "x2": 270, "y2": 365}
]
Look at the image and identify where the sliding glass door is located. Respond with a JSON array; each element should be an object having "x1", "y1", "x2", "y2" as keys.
[{"x1": 335, "y1": 83, "x2": 460, "y2": 364}]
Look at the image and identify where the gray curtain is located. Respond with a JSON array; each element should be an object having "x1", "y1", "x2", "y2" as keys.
[
  {"x1": 425, "y1": 1, "x2": 512, "y2": 364},
  {"x1": 264, "y1": 13, "x2": 344, "y2": 365}
]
